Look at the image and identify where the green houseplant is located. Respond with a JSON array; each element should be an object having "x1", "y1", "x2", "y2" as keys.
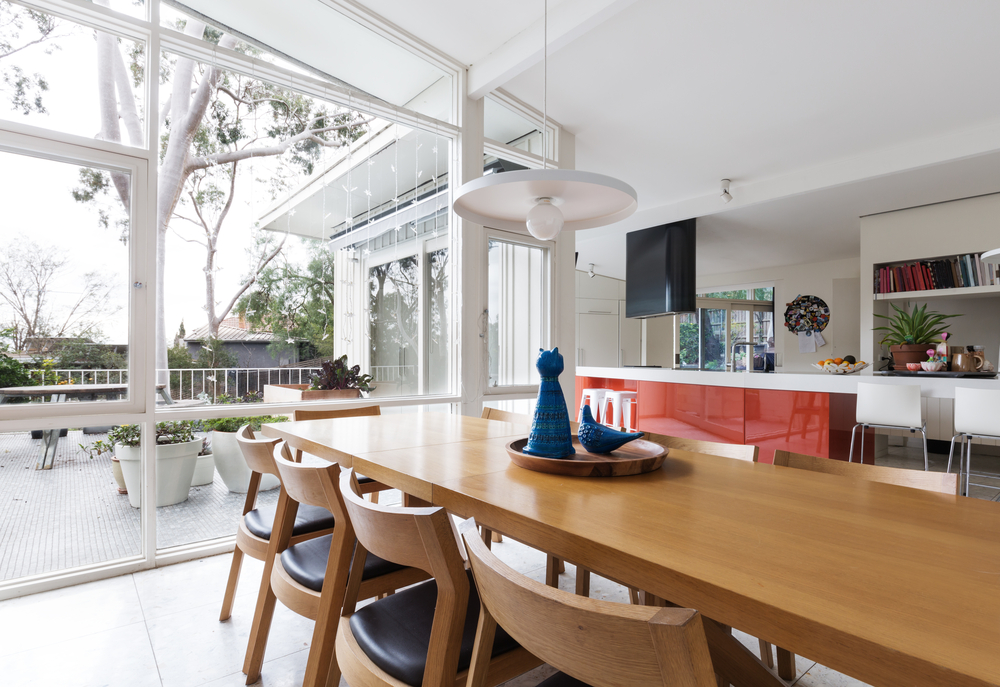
[
  {"x1": 107, "y1": 421, "x2": 201, "y2": 508},
  {"x1": 201, "y1": 415, "x2": 289, "y2": 493},
  {"x1": 263, "y1": 355, "x2": 375, "y2": 402},
  {"x1": 873, "y1": 303, "x2": 961, "y2": 368}
]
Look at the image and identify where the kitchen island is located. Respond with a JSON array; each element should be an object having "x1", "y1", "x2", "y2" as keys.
[{"x1": 577, "y1": 366, "x2": 1000, "y2": 463}]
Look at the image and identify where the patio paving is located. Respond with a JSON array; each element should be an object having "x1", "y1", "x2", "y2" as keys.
[{"x1": 0, "y1": 429, "x2": 277, "y2": 582}]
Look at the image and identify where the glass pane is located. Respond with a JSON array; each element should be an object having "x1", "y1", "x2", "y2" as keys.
[
  {"x1": 0, "y1": 5, "x2": 146, "y2": 146},
  {"x1": 0, "y1": 428, "x2": 140, "y2": 582},
  {"x1": 677, "y1": 312, "x2": 699, "y2": 368},
  {"x1": 754, "y1": 287, "x2": 774, "y2": 301},
  {"x1": 488, "y1": 239, "x2": 545, "y2": 386},
  {"x1": 700, "y1": 308, "x2": 726, "y2": 370},
  {"x1": 699, "y1": 289, "x2": 748, "y2": 299},
  {"x1": 484, "y1": 97, "x2": 544, "y2": 156},
  {"x1": 427, "y1": 246, "x2": 450, "y2": 394},
  {"x1": 731, "y1": 309, "x2": 750, "y2": 370},
  {"x1": 369, "y1": 256, "x2": 419, "y2": 396},
  {"x1": 0, "y1": 151, "x2": 130, "y2": 402}
]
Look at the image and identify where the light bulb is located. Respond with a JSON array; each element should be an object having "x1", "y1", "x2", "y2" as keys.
[{"x1": 526, "y1": 198, "x2": 563, "y2": 240}]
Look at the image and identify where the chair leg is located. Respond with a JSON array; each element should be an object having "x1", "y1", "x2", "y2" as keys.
[
  {"x1": 628, "y1": 586, "x2": 640, "y2": 605},
  {"x1": 964, "y1": 435, "x2": 972, "y2": 496},
  {"x1": 920, "y1": 427, "x2": 929, "y2": 471},
  {"x1": 368, "y1": 490, "x2": 379, "y2": 504},
  {"x1": 545, "y1": 555, "x2": 560, "y2": 587},
  {"x1": 491, "y1": 531, "x2": 503, "y2": 543},
  {"x1": 848, "y1": 423, "x2": 861, "y2": 463},
  {"x1": 575, "y1": 567, "x2": 590, "y2": 597},
  {"x1": 776, "y1": 647, "x2": 796, "y2": 680},
  {"x1": 219, "y1": 544, "x2": 245, "y2": 621},
  {"x1": 947, "y1": 434, "x2": 959, "y2": 473},
  {"x1": 758, "y1": 639, "x2": 774, "y2": 669}
]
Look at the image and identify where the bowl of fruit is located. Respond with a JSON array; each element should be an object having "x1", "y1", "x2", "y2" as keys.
[{"x1": 812, "y1": 356, "x2": 869, "y2": 374}]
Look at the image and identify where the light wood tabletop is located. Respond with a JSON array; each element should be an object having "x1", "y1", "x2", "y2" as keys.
[{"x1": 263, "y1": 413, "x2": 1000, "y2": 687}]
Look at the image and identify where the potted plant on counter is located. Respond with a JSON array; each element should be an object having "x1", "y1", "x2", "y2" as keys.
[
  {"x1": 108, "y1": 421, "x2": 201, "y2": 508},
  {"x1": 201, "y1": 415, "x2": 289, "y2": 493},
  {"x1": 874, "y1": 303, "x2": 962, "y2": 369},
  {"x1": 263, "y1": 355, "x2": 375, "y2": 403}
]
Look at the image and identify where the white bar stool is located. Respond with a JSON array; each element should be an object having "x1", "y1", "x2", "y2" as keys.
[
  {"x1": 948, "y1": 386, "x2": 1000, "y2": 496},
  {"x1": 849, "y1": 382, "x2": 928, "y2": 470},
  {"x1": 605, "y1": 390, "x2": 638, "y2": 431},
  {"x1": 577, "y1": 388, "x2": 609, "y2": 424}
]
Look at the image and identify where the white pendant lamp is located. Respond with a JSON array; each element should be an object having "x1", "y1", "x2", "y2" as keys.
[
  {"x1": 981, "y1": 247, "x2": 1000, "y2": 264},
  {"x1": 453, "y1": 1, "x2": 637, "y2": 241}
]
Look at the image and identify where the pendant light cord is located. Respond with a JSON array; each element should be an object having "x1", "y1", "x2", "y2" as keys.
[{"x1": 542, "y1": 0, "x2": 548, "y2": 171}]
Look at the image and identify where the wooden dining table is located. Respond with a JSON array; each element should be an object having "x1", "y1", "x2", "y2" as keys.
[{"x1": 263, "y1": 412, "x2": 1000, "y2": 687}]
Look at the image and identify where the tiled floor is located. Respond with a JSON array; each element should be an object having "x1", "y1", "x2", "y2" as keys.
[{"x1": 0, "y1": 511, "x2": 869, "y2": 687}]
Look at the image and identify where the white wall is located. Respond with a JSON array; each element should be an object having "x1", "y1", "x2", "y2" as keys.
[
  {"x1": 697, "y1": 257, "x2": 862, "y2": 371},
  {"x1": 860, "y1": 193, "x2": 1000, "y2": 366}
]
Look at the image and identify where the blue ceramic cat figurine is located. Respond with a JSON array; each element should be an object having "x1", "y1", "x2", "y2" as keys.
[
  {"x1": 578, "y1": 405, "x2": 643, "y2": 453},
  {"x1": 523, "y1": 348, "x2": 575, "y2": 458}
]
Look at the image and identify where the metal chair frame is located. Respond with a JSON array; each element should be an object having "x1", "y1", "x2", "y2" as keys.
[
  {"x1": 948, "y1": 432, "x2": 1000, "y2": 497},
  {"x1": 849, "y1": 420, "x2": 928, "y2": 471}
]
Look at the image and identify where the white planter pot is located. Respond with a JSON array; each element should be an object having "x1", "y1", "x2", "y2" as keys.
[
  {"x1": 191, "y1": 452, "x2": 216, "y2": 486},
  {"x1": 116, "y1": 439, "x2": 201, "y2": 508},
  {"x1": 211, "y1": 430, "x2": 280, "y2": 493}
]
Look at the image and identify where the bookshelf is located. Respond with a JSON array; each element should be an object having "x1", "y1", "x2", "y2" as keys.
[{"x1": 873, "y1": 251, "x2": 1000, "y2": 301}]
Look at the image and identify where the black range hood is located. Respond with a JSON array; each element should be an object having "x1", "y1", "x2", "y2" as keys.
[{"x1": 625, "y1": 219, "x2": 696, "y2": 318}]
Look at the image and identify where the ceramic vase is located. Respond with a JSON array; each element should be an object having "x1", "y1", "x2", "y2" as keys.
[{"x1": 523, "y1": 348, "x2": 575, "y2": 459}]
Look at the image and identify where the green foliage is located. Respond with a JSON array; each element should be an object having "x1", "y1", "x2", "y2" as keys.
[
  {"x1": 239, "y1": 239, "x2": 336, "y2": 360},
  {"x1": 194, "y1": 337, "x2": 239, "y2": 369},
  {"x1": 678, "y1": 322, "x2": 699, "y2": 366},
  {"x1": 107, "y1": 421, "x2": 197, "y2": 448},
  {"x1": 201, "y1": 415, "x2": 288, "y2": 434},
  {"x1": 78, "y1": 438, "x2": 113, "y2": 459},
  {"x1": 873, "y1": 303, "x2": 962, "y2": 346},
  {"x1": 0, "y1": 2, "x2": 59, "y2": 115},
  {"x1": 0, "y1": 352, "x2": 32, "y2": 388},
  {"x1": 309, "y1": 354, "x2": 374, "y2": 394}
]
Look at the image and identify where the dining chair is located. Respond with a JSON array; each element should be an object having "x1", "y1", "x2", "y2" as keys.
[
  {"x1": 244, "y1": 441, "x2": 429, "y2": 686},
  {"x1": 219, "y1": 425, "x2": 335, "y2": 623},
  {"x1": 947, "y1": 386, "x2": 1000, "y2": 496},
  {"x1": 291, "y1": 404, "x2": 388, "y2": 502},
  {"x1": 458, "y1": 518, "x2": 718, "y2": 687},
  {"x1": 480, "y1": 406, "x2": 532, "y2": 425},
  {"x1": 766, "y1": 449, "x2": 959, "y2": 680},
  {"x1": 335, "y1": 467, "x2": 542, "y2": 687}
]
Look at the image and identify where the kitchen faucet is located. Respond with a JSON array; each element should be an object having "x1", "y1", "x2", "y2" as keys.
[{"x1": 730, "y1": 340, "x2": 758, "y2": 372}]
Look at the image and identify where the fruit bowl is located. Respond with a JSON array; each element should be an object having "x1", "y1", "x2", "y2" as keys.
[{"x1": 811, "y1": 361, "x2": 870, "y2": 375}]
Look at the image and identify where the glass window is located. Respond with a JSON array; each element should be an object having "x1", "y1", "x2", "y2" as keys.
[
  {"x1": 0, "y1": 150, "x2": 131, "y2": 400},
  {"x1": 0, "y1": 4, "x2": 146, "y2": 146},
  {"x1": 487, "y1": 237, "x2": 547, "y2": 387}
]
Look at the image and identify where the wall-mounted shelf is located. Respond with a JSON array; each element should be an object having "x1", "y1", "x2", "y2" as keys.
[{"x1": 874, "y1": 284, "x2": 1000, "y2": 301}]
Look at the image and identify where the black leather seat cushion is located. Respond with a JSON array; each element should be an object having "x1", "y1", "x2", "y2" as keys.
[
  {"x1": 537, "y1": 672, "x2": 590, "y2": 687},
  {"x1": 356, "y1": 473, "x2": 375, "y2": 484},
  {"x1": 244, "y1": 503, "x2": 335, "y2": 540},
  {"x1": 349, "y1": 569, "x2": 520, "y2": 686},
  {"x1": 280, "y1": 534, "x2": 406, "y2": 593}
]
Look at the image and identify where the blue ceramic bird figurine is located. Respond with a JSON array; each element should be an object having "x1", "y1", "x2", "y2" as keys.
[
  {"x1": 578, "y1": 405, "x2": 643, "y2": 454},
  {"x1": 523, "y1": 348, "x2": 576, "y2": 458}
]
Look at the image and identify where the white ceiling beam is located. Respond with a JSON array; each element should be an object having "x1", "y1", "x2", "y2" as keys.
[{"x1": 468, "y1": 0, "x2": 639, "y2": 101}]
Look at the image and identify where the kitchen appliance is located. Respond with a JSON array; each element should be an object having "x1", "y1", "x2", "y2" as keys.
[{"x1": 625, "y1": 219, "x2": 696, "y2": 317}]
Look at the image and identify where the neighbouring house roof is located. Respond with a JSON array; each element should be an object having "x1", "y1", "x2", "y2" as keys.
[{"x1": 184, "y1": 317, "x2": 277, "y2": 344}]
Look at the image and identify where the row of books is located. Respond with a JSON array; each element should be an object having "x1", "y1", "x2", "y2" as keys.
[{"x1": 874, "y1": 253, "x2": 999, "y2": 294}]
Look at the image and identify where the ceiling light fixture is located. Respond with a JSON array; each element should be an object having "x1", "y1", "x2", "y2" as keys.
[
  {"x1": 452, "y1": 0, "x2": 637, "y2": 240},
  {"x1": 720, "y1": 179, "x2": 733, "y2": 204},
  {"x1": 588, "y1": 263, "x2": 597, "y2": 279}
]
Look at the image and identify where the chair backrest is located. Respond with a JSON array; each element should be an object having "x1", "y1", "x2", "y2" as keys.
[
  {"x1": 459, "y1": 519, "x2": 716, "y2": 687},
  {"x1": 953, "y1": 386, "x2": 1000, "y2": 437},
  {"x1": 772, "y1": 450, "x2": 959, "y2": 495},
  {"x1": 855, "y1": 382, "x2": 922, "y2": 428},
  {"x1": 480, "y1": 407, "x2": 531, "y2": 425},
  {"x1": 236, "y1": 424, "x2": 281, "y2": 477},
  {"x1": 272, "y1": 440, "x2": 347, "y2": 513},
  {"x1": 338, "y1": 468, "x2": 470, "y2": 687},
  {"x1": 644, "y1": 431, "x2": 759, "y2": 462},
  {"x1": 292, "y1": 404, "x2": 381, "y2": 422}
]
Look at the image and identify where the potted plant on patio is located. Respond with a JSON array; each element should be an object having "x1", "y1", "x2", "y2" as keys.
[
  {"x1": 108, "y1": 421, "x2": 201, "y2": 508},
  {"x1": 262, "y1": 355, "x2": 375, "y2": 403},
  {"x1": 190, "y1": 435, "x2": 215, "y2": 487},
  {"x1": 874, "y1": 303, "x2": 962, "y2": 369},
  {"x1": 201, "y1": 415, "x2": 289, "y2": 493}
]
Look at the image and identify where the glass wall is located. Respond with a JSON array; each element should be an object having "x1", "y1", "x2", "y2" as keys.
[{"x1": 487, "y1": 236, "x2": 548, "y2": 387}]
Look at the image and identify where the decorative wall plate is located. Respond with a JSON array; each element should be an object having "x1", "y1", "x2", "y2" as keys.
[{"x1": 784, "y1": 294, "x2": 830, "y2": 333}]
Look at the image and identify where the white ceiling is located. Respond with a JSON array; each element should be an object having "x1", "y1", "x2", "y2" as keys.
[{"x1": 354, "y1": 0, "x2": 1000, "y2": 280}]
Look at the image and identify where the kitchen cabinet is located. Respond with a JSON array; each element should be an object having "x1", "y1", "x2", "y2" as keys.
[
  {"x1": 577, "y1": 313, "x2": 619, "y2": 367},
  {"x1": 619, "y1": 300, "x2": 641, "y2": 366}
]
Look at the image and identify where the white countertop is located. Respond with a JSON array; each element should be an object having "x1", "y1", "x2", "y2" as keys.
[{"x1": 576, "y1": 366, "x2": 1000, "y2": 398}]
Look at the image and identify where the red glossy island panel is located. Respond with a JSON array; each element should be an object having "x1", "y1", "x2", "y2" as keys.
[{"x1": 577, "y1": 377, "x2": 868, "y2": 464}]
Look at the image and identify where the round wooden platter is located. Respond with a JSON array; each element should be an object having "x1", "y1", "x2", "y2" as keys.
[{"x1": 506, "y1": 436, "x2": 667, "y2": 477}]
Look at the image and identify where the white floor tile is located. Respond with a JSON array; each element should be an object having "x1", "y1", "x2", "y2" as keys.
[
  {"x1": 0, "y1": 621, "x2": 161, "y2": 687},
  {"x1": 0, "y1": 573, "x2": 144, "y2": 657},
  {"x1": 147, "y1": 598, "x2": 314, "y2": 687},
  {"x1": 133, "y1": 552, "x2": 263, "y2": 621},
  {"x1": 201, "y1": 647, "x2": 310, "y2": 687},
  {"x1": 793, "y1": 661, "x2": 872, "y2": 686},
  {"x1": 487, "y1": 536, "x2": 550, "y2": 575}
]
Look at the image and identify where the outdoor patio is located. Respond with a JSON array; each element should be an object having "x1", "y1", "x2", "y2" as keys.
[{"x1": 0, "y1": 429, "x2": 278, "y2": 582}]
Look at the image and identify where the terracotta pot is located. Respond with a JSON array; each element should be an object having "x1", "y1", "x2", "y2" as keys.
[{"x1": 889, "y1": 344, "x2": 931, "y2": 369}]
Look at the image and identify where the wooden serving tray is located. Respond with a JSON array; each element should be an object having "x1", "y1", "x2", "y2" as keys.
[{"x1": 506, "y1": 436, "x2": 667, "y2": 477}]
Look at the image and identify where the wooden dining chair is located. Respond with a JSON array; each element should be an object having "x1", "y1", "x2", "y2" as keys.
[
  {"x1": 335, "y1": 467, "x2": 542, "y2": 687},
  {"x1": 480, "y1": 407, "x2": 532, "y2": 425},
  {"x1": 219, "y1": 425, "x2": 335, "y2": 623},
  {"x1": 644, "y1": 432, "x2": 759, "y2": 462},
  {"x1": 244, "y1": 441, "x2": 429, "y2": 686},
  {"x1": 765, "y1": 449, "x2": 960, "y2": 680},
  {"x1": 458, "y1": 518, "x2": 718, "y2": 687},
  {"x1": 291, "y1": 404, "x2": 388, "y2": 502}
]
